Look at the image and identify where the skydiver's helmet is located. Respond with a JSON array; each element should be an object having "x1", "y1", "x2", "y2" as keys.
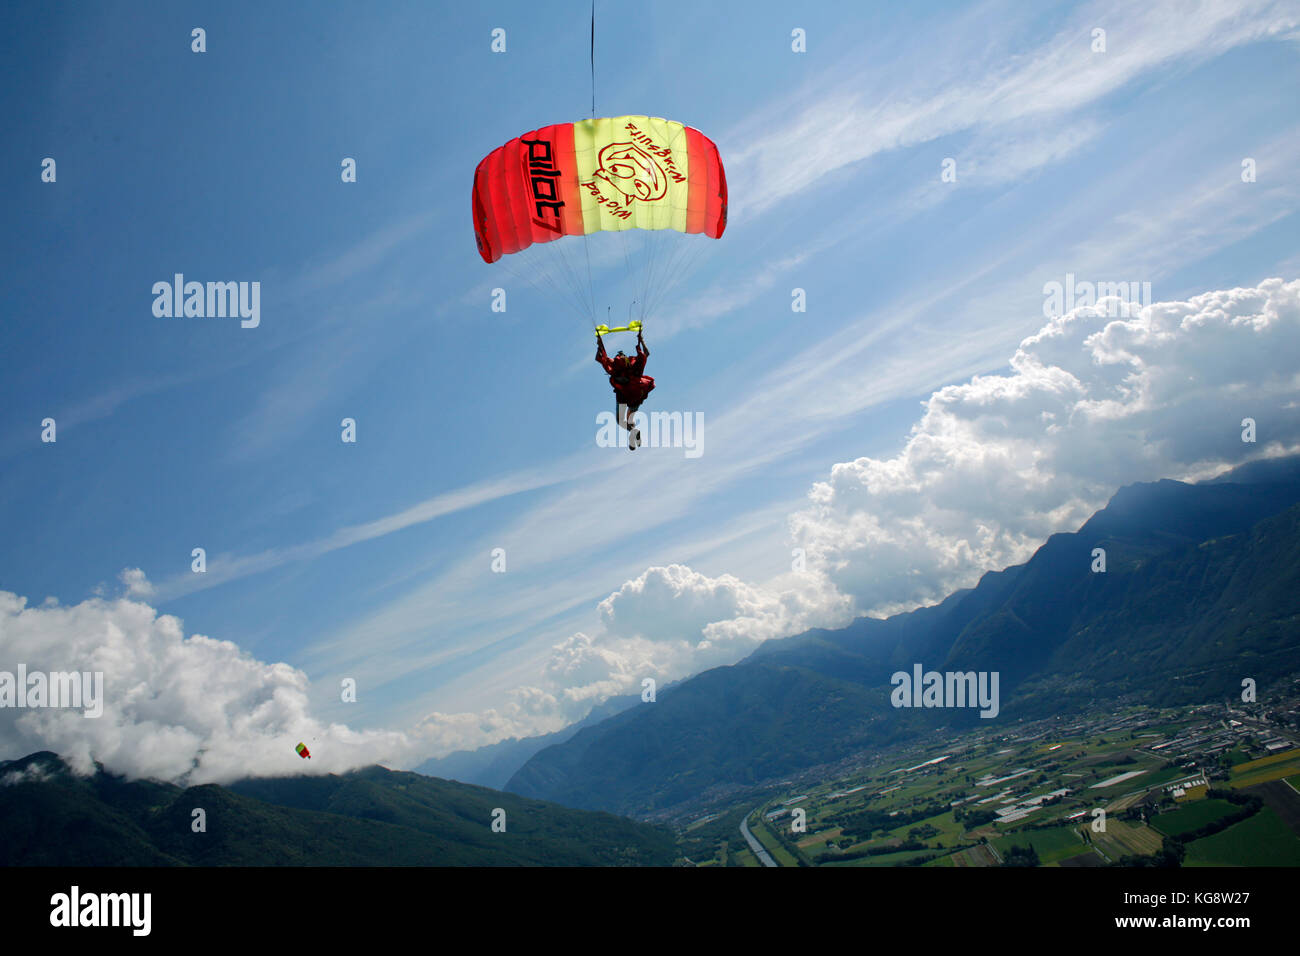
[{"x1": 614, "y1": 351, "x2": 631, "y2": 369}]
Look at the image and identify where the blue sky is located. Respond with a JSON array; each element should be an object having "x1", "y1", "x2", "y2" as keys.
[{"x1": 2, "y1": 0, "x2": 1299, "y2": 779}]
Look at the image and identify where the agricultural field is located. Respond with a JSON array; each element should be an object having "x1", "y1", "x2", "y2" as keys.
[
  {"x1": 1057, "y1": 850, "x2": 1104, "y2": 866},
  {"x1": 1247, "y1": 780, "x2": 1300, "y2": 837},
  {"x1": 949, "y1": 844, "x2": 1000, "y2": 867},
  {"x1": 1150, "y1": 799, "x2": 1240, "y2": 837},
  {"x1": 1220, "y1": 746, "x2": 1250, "y2": 767},
  {"x1": 1175, "y1": 783, "x2": 1208, "y2": 802},
  {"x1": 992, "y1": 826, "x2": 1089, "y2": 865},
  {"x1": 795, "y1": 826, "x2": 841, "y2": 852},
  {"x1": 882, "y1": 809, "x2": 966, "y2": 847},
  {"x1": 1092, "y1": 819, "x2": 1163, "y2": 860},
  {"x1": 1105, "y1": 791, "x2": 1150, "y2": 813},
  {"x1": 823, "y1": 847, "x2": 944, "y2": 867},
  {"x1": 1184, "y1": 808, "x2": 1300, "y2": 866},
  {"x1": 1141, "y1": 764, "x2": 1201, "y2": 788},
  {"x1": 1230, "y1": 749, "x2": 1300, "y2": 789}
]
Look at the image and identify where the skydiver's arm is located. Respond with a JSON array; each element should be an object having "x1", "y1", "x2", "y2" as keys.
[
  {"x1": 596, "y1": 336, "x2": 616, "y2": 374},
  {"x1": 636, "y1": 331, "x2": 648, "y2": 358}
]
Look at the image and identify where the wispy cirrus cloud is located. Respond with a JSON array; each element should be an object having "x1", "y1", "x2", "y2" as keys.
[
  {"x1": 725, "y1": 0, "x2": 1299, "y2": 220},
  {"x1": 148, "y1": 457, "x2": 621, "y2": 601}
]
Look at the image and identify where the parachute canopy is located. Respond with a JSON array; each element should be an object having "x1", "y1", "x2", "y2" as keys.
[{"x1": 473, "y1": 115, "x2": 727, "y2": 265}]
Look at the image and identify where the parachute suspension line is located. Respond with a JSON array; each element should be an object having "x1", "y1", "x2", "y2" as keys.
[
  {"x1": 638, "y1": 234, "x2": 663, "y2": 323},
  {"x1": 642, "y1": 228, "x2": 672, "y2": 322},
  {"x1": 630, "y1": 230, "x2": 651, "y2": 326},
  {"x1": 618, "y1": 228, "x2": 636, "y2": 322},
  {"x1": 590, "y1": 0, "x2": 596, "y2": 118},
  {"x1": 550, "y1": 243, "x2": 586, "y2": 320},
  {"x1": 641, "y1": 235, "x2": 660, "y2": 323},
  {"x1": 626, "y1": 229, "x2": 652, "y2": 324},
  {"x1": 633, "y1": 229, "x2": 707, "y2": 325},
  {"x1": 555, "y1": 232, "x2": 596, "y2": 325},
  {"x1": 526, "y1": 238, "x2": 584, "y2": 319},
  {"x1": 497, "y1": 250, "x2": 590, "y2": 325},
  {"x1": 620, "y1": 227, "x2": 634, "y2": 285},
  {"x1": 640, "y1": 233, "x2": 661, "y2": 323},
  {"x1": 668, "y1": 237, "x2": 713, "y2": 317},
  {"x1": 581, "y1": 230, "x2": 597, "y2": 330},
  {"x1": 648, "y1": 232, "x2": 700, "y2": 317}
]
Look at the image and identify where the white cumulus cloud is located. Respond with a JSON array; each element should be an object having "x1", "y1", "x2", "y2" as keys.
[
  {"x1": 0, "y1": 591, "x2": 436, "y2": 783},
  {"x1": 789, "y1": 277, "x2": 1300, "y2": 617},
  {"x1": 518, "y1": 564, "x2": 852, "y2": 719},
  {"x1": 118, "y1": 568, "x2": 154, "y2": 598}
]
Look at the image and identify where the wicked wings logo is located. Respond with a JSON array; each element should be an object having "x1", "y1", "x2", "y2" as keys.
[
  {"x1": 584, "y1": 121, "x2": 686, "y2": 220},
  {"x1": 520, "y1": 121, "x2": 688, "y2": 230}
]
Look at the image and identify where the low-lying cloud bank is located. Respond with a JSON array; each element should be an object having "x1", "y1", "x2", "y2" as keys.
[{"x1": 0, "y1": 589, "x2": 418, "y2": 783}]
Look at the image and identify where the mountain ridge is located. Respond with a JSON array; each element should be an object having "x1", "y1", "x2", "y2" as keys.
[{"x1": 0, "y1": 751, "x2": 675, "y2": 866}]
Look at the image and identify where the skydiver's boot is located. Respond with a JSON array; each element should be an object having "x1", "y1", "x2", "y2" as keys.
[{"x1": 628, "y1": 427, "x2": 640, "y2": 450}]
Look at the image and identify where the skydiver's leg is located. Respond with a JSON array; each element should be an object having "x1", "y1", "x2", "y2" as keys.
[{"x1": 625, "y1": 403, "x2": 643, "y2": 449}]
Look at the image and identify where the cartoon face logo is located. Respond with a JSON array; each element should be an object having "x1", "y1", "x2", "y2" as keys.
[{"x1": 593, "y1": 142, "x2": 668, "y2": 205}]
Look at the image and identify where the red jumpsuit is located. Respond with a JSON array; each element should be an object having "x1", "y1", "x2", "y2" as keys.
[{"x1": 596, "y1": 337, "x2": 655, "y2": 413}]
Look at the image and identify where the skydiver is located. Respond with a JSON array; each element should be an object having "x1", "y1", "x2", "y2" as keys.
[{"x1": 596, "y1": 328, "x2": 655, "y2": 450}]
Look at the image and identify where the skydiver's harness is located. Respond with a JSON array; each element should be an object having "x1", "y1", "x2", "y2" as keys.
[{"x1": 597, "y1": 318, "x2": 643, "y2": 389}]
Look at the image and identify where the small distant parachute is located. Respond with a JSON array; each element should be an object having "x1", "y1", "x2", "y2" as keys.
[{"x1": 295, "y1": 742, "x2": 311, "y2": 759}]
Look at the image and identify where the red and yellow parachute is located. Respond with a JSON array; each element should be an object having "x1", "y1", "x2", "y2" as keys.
[
  {"x1": 473, "y1": 115, "x2": 727, "y2": 262},
  {"x1": 473, "y1": 115, "x2": 727, "y2": 324}
]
